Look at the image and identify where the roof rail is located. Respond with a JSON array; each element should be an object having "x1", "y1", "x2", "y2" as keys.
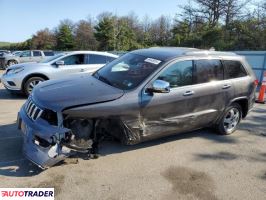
[{"x1": 183, "y1": 50, "x2": 237, "y2": 56}]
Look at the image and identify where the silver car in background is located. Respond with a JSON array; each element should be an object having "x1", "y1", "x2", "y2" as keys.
[
  {"x1": 0, "y1": 50, "x2": 55, "y2": 69},
  {"x1": 0, "y1": 51, "x2": 118, "y2": 96}
]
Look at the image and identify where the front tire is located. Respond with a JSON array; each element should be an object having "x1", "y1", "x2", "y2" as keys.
[
  {"x1": 216, "y1": 103, "x2": 242, "y2": 135},
  {"x1": 23, "y1": 77, "x2": 45, "y2": 96}
]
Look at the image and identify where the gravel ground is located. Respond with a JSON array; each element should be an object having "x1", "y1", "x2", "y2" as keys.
[{"x1": 0, "y1": 70, "x2": 265, "y2": 200}]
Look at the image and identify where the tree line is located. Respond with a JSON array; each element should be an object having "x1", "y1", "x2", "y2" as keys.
[{"x1": 2, "y1": 0, "x2": 266, "y2": 51}]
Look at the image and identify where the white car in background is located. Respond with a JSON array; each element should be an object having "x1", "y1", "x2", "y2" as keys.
[{"x1": 0, "y1": 51, "x2": 118, "y2": 96}]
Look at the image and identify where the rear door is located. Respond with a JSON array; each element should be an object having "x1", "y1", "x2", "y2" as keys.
[
  {"x1": 192, "y1": 59, "x2": 231, "y2": 126},
  {"x1": 32, "y1": 51, "x2": 43, "y2": 62}
]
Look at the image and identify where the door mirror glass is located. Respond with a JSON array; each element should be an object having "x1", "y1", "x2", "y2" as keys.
[
  {"x1": 55, "y1": 60, "x2": 64, "y2": 66},
  {"x1": 147, "y1": 80, "x2": 170, "y2": 93}
]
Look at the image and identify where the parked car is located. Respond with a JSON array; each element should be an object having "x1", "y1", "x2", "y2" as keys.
[
  {"x1": 1, "y1": 51, "x2": 118, "y2": 96},
  {"x1": 0, "y1": 50, "x2": 11, "y2": 57},
  {"x1": 0, "y1": 50, "x2": 55, "y2": 69},
  {"x1": 17, "y1": 47, "x2": 257, "y2": 168}
]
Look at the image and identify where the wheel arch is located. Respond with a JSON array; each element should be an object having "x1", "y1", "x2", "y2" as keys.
[
  {"x1": 21, "y1": 73, "x2": 50, "y2": 90},
  {"x1": 230, "y1": 97, "x2": 249, "y2": 118},
  {"x1": 7, "y1": 59, "x2": 19, "y2": 66}
]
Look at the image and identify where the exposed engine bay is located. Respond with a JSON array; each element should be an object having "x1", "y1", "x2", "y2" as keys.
[
  {"x1": 19, "y1": 109, "x2": 144, "y2": 169},
  {"x1": 62, "y1": 117, "x2": 141, "y2": 154}
]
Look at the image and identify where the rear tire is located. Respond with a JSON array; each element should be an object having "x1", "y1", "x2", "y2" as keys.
[
  {"x1": 216, "y1": 103, "x2": 242, "y2": 135},
  {"x1": 23, "y1": 77, "x2": 45, "y2": 96}
]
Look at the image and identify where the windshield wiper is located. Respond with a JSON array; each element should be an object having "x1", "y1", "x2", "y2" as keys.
[{"x1": 95, "y1": 72, "x2": 113, "y2": 87}]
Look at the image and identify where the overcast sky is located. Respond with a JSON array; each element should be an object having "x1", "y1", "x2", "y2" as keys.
[{"x1": 0, "y1": 0, "x2": 185, "y2": 42}]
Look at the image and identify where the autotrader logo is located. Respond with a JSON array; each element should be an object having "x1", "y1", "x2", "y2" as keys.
[{"x1": 0, "y1": 188, "x2": 54, "y2": 199}]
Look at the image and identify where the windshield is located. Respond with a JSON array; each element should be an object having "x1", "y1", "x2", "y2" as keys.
[
  {"x1": 40, "y1": 53, "x2": 66, "y2": 63},
  {"x1": 93, "y1": 53, "x2": 163, "y2": 90}
]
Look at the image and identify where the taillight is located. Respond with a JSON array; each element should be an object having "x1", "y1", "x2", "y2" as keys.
[{"x1": 254, "y1": 79, "x2": 259, "y2": 86}]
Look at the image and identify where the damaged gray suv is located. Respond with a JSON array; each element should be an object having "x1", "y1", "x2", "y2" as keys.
[{"x1": 17, "y1": 47, "x2": 257, "y2": 168}]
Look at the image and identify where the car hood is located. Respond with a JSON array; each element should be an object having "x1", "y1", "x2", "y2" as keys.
[
  {"x1": 7, "y1": 62, "x2": 48, "y2": 69},
  {"x1": 32, "y1": 75, "x2": 124, "y2": 112}
]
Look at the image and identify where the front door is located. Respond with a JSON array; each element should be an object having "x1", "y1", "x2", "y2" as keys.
[
  {"x1": 19, "y1": 51, "x2": 32, "y2": 63},
  {"x1": 51, "y1": 54, "x2": 89, "y2": 78}
]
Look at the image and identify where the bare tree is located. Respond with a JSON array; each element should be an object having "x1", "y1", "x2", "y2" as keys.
[
  {"x1": 74, "y1": 20, "x2": 98, "y2": 50},
  {"x1": 31, "y1": 28, "x2": 56, "y2": 49},
  {"x1": 222, "y1": 0, "x2": 250, "y2": 27},
  {"x1": 150, "y1": 15, "x2": 172, "y2": 46}
]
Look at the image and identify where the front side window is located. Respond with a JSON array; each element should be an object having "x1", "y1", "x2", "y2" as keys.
[
  {"x1": 33, "y1": 51, "x2": 42, "y2": 57},
  {"x1": 223, "y1": 60, "x2": 247, "y2": 79},
  {"x1": 20, "y1": 51, "x2": 31, "y2": 57},
  {"x1": 41, "y1": 53, "x2": 66, "y2": 63},
  {"x1": 195, "y1": 59, "x2": 223, "y2": 84},
  {"x1": 158, "y1": 60, "x2": 193, "y2": 88},
  {"x1": 60, "y1": 54, "x2": 85, "y2": 65},
  {"x1": 93, "y1": 53, "x2": 162, "y2": 90}
]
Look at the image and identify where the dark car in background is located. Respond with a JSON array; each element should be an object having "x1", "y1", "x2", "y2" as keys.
[
  {"x1": 0, "y1": 50, "x2": 11, "y2": 57},
  {"x1": 17, "y1": 47, "x2": 257, "y2": 168}
]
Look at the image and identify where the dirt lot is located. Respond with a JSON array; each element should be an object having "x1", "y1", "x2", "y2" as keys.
[{"x1": 0, "y1": 70, "x2": 265, "y2": 200}]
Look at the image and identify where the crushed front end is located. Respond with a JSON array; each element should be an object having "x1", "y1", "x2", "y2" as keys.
[{"x1": 17, "y1": 97, "x2": 95, "y2": 169}]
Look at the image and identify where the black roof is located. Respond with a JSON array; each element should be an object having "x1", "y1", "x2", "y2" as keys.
[{"x1": 131, "y1": 47, "x2": 198, "y2": 61}]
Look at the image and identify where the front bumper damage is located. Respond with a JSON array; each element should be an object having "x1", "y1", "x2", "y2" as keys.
[{"x1": 18, "y1": 106, "x2": 74, "y2": 169}]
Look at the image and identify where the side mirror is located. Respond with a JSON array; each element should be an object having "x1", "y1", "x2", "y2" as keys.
[
  {"x1": 147, "y1": 80, "x2": 170, "y2": 93},
  {"x1": 55, "y1": 60, "x2": 64, "y2": 66}
]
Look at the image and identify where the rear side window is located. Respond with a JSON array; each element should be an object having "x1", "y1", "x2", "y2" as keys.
[
  {"x1": 158, "y1": 60, "x2": 193, "y2": 88},
  {"x1": 44, "y1": 51, "x2": 54, "y2": 56},
  {"x1": 106, "y1": 56, "x2": 116, "y2": 63},
  {"x1": 194, "y1": 59, "x2": 223, "y2": 84},
  {"x1": 87, "y1": 54, "x2": 107, "y2": 64},
  {"x1": 33, "y1": 51, "x2": 42, "y2": 57},
  {"x1": 223, "y1": 60, "x2": 247, "y2": 79}
]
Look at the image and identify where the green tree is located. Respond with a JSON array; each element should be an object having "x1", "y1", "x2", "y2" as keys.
[
  {"x1": 94, "y1": 13, "x2": 115, "y2": 50},
  {"x1": 56, "y1": 20, "x2": 75, "y2": 50}
]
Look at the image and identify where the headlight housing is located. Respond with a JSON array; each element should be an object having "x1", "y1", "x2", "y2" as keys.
[{"x1": 6, "y1": 67, "x2": 24, "y2": 75}]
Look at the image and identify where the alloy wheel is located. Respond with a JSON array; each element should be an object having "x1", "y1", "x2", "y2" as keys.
[
  {"x1": 223, "y1": 108, "x2": 240, "y2": 133},
  {"x1": 27, "y1": 80, "x2": 43, "y2": 94}
]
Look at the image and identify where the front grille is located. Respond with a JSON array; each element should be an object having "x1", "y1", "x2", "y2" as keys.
[{"x1": 25, "y1": 98, "x2": 43, "y2": 121}]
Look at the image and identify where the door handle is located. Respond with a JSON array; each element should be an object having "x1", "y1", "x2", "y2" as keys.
[
  {"x1": 183, "y1": 91, "x2": 194, "y2": 96},
  {"x1": 80, "y1": 68, "x2": 85, "y2": 72},
  {"x1": 222, "y1": 84, "x2": 231, "y2": 89}
]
